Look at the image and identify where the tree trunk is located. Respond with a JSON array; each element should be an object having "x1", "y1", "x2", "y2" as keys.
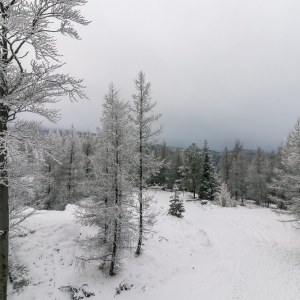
[
  {"x1": 0, "y1": 184, "x2": 8, "y2": 300},
  {"x1": 109, "y1": 219, "x2": 118, "y2": 276},
  {"x1": 136, "y1": 104, "x2": 143, "y2": 256},
  {"x1": 68, "y1": 140, "x2": 74, "y2": 201},
  {"x1": 136, "y1": 189, "x2": 143, "y2": 256},
  {"x1": 135, "y1": 157, "x2": 143, "y2": 256},
  {"x1": 110, "y1": 127, "x2": 120, "y2": 274},
  {"x1": 0, "y1": 105, "x2": 9, "y2": 300}
]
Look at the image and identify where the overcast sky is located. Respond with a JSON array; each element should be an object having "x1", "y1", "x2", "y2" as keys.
[{"x1": 26, "y1": 0, "x2": 300, "y2": 152}]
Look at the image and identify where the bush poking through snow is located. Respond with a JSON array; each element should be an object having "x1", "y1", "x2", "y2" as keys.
[
  {"x1": 168, "y1": 185, "x2": 185, "y2": 217},
  {"x1": 115, "y1": 281, "x2": 133, "y2": 295},
  {"x1": 59, "y1": 284, "x2": 95, "y2": 299},
  {"x1": 9, "y1": 262, "x2": 30, "y2": 292}
]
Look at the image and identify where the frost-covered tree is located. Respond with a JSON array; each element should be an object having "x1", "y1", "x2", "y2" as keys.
[
  {"x1": 169, "y1": 147, "x2": 184, "y2": 187},
  {"x1": 76, "y1": 84, "x2": 137, "y2": 276},
  {"x1": 268, "y1": 120, "x2": 300, "y2": 219},
  {"x1": 0, "y1": 2, "x2": 89, "y2": 297},
  {"x1": 229, "y1": 152, "x2": 248, "y2": 203},
  {"x1": 80, "y1": 131, "x2": 95, "y2": 197},
  {"x1": 157, "y1": 140, "x2": 170, "y2": 188},
  {"x1": 219, "y1": 147, "x2": 231, "y2": 184},
  {"x1": 218, "y1": 182, "x2": 233, "y2": 207},
  {"x1": 59, "y1": 125, "x2": 85, "y2": 205},
  {"x1": 8, "y1": 125, "x2": 43, "y2": 233},
  {"x1": 228, "y1": 141, "x2": 248, "y2": 203},
  {"x1": 231, "y1": 139, "x2": 244, "y2": 161},
  {"x1": 180, "y1": 143, "x2": 202, "y2": 199},
  {"x1": 41, "y1": 130, "x2": 64, "y2": 210},
  {"x1": 82, "y1": 130, "x2": 95, "y2": 176},
  {"x1": 130, "y1": 71, "x2": 163, "y2": 256},
  {"x1": 168, "y1": 185, "x2": 185, "y2": 217},
  {"x1": 247, "y1": 147, "x2": 271, "y2": 206}
]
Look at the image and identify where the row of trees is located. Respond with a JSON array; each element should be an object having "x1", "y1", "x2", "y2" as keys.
[
  {"x1": 152, "y1": 138, "x2": 277, "y2": 206},
  {"x1": 218, "y1": 140, "x2": 273, "y2": 205}
]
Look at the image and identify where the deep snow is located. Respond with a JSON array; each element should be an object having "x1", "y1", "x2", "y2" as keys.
[{"x1": 8, "y1": 190, "x2": 300, "y2": 300}]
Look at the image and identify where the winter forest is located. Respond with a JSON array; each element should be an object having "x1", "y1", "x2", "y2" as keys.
[{"x1": 2, "y1": 1, "x2": 300, "y2": 300}]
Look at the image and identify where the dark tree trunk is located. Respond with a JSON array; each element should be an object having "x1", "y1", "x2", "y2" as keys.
[
  {"x1": 104, "y1": 148, "x2": 109, "y2": 244},
  {"x1": 135, "y1": 189, "x2": 143, "y2": 256},
  {"x1": 136, "y1": 97, "x2": 143, "y2": 256},
  {"x1": 0, "y1": 17, "x2": 9, "y2": 296},
  {"x1": 135, "y1": 155, "x2": 143, "y2": 255},
  {"x1": 110, "y1": 127, "x2": 120, "y2": 275},
  {"x1": 0, "y1": 105, "x2": 9, "y2": 300},
  {"x1": 109, "y1": 219, "x2": 118, "y2": 276},
  {"x1": 68, "y1": 140, "x2": 74, "y2": 201}
]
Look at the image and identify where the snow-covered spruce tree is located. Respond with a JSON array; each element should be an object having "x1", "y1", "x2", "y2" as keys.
[
  {"x1": 179, "y1": 143, "x2": 202, "y2": 199},
  {"x1": 198, "y1": 140, "x2": 219, "y2": 200},
  {"x1": 130, "y1": 71, "x2": 163, "y2": 256},
  {"x1": 76, "y1": 84, "x2": 137, "y2": 276},
  {"x1": 268, "y1": 120, "x2": 300, "y2": 219},
  {"x1": 246, "y1": 147, "x2": 271, "y2": 206},
  {"x1": 0, "y1": 2, "x2": 89, "y2": 298},
  {"x1": 168, "y1": 185, "x2": 185, "y2": 217}
]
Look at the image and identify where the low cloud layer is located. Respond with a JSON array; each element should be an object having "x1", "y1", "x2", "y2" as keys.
[{"x1": 28, "y1": 0, "x2": 300, "y2": 151}]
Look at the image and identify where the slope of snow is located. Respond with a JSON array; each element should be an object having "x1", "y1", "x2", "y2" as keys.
[{"x1": 8, "y1": 190, "x2": 300, "y2": 300}]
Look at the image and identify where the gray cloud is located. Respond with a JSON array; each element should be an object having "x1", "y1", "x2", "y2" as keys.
[{"x1": 26, "y1": 0, "x2": 300, "y2": 151}]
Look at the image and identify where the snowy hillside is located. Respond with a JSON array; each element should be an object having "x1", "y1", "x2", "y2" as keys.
[{"x1": 8, "y1": 190, "x2": 300, "y2": 300}]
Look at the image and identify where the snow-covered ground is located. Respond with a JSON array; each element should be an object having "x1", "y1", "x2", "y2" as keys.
[{"x1": 8, "y1": 190, "x2": 300, "y2": 300}]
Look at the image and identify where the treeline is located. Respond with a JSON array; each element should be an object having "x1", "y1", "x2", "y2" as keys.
[
  {"x1": 22, "y1": 124, "x2": 294, "y2": 212},
  {"x1": 151, "y1": 138, "x2": 279, "y2": 206},
  {"x1": 17, "y1": 120, "x2": 297, "y2": 213}
]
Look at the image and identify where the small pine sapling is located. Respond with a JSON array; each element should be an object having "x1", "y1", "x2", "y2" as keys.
[{"x1": 168, "y1": 185, "x2": 185, "y2": 217}]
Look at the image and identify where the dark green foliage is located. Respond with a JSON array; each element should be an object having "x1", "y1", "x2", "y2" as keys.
[
  {"x1": 168, "y1": 185, "x2": 185, "y2": 218},
  {"x1": 180, "y1": 143, "x2": 202, "y2": 198},
  {"x1": 198, "y1": 140, "x2": 219, "y2": 200}
]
